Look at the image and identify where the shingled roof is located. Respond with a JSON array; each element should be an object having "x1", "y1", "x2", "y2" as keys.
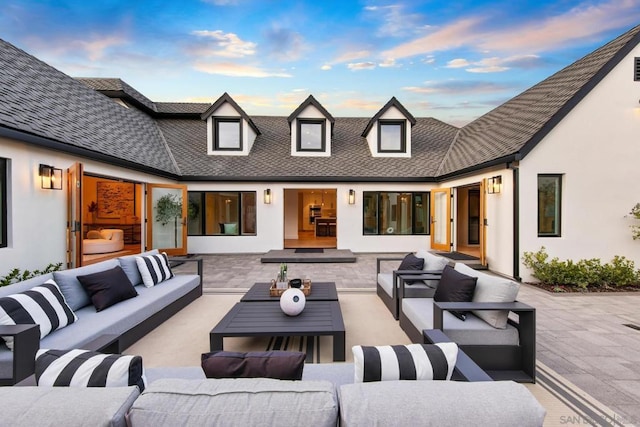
[
  {"x1": 2, "y1": 24, "x2": 639, "y2": 182},
  {"x1": 438, "y1": 24, "x2": 640, "y2": 177},
  {"x1": 159, "y1": 116, "x2": 457, "y2": 181},
  {"x1": 0, "y1": 39, "x2": 180, "y2": 177}
]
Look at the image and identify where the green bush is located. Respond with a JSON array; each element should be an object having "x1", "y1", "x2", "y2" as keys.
[
  {"x1": 0, "y1": 263, "x2": 63, "y2": 287},
  {"x1": 522, "y1": 247, "x2": 640, "y2": 289}
]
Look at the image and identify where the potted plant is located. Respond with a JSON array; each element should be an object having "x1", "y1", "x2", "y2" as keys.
[
  {"x1": 87, "y1": 201, "x2": 98, "y2": 223},
  {"x1": 155, "y1": 194, "x2": 183, "y2": 248}
]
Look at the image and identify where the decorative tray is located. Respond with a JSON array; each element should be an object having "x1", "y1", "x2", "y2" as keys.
[{"x1": 269, "y1": 279, "x2": 311, "y2": 296}]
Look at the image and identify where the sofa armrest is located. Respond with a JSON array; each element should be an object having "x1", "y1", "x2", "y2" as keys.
[
  {"x1": 376, "y1": 257, "x2": 404, "y2": 275},
  {"x1": 168, "y1": 257, "x2": 203, "y2": 286},
  {"x1": 396, "y1": 272, "x2": 442, "y2": 300},
  {"x1": 432, "y1": 301, "x2": 534, "y2": 330},
  {"x1": 423, "y1": 330, "x2": 493, "y2": 382},
  {"x1": 0, "y1": 324, "x2": 40, "y2": 385}
]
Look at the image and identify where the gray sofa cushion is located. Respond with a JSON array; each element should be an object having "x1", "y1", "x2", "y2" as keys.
[
  {"x1": 127, "y1": 378, "x2": 339, "y2": 427},
  {"x1": 401, "y1": 297, "x2": 519, "y2": 345},
  {"x1": 415, "y1": 250, "x2": 449, "y2": 272},
  {"x1": 338, "y1": 380, "x2": 545, "y2": 426},
  {"x1": 0, "y1": 385, "x2": 139, "y2": 427},
  {"x1": 53, "y1": 259, "x2": 120, "y2": 311},
  {"x1": 0, "y1": 273, "x2": 54, "y2": 298}
]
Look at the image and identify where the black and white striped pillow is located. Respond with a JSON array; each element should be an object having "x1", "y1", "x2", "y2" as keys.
[
  {"x1": 135, "y1": 252, "x2": 174, "y2": 288},
  {"x1": 352, "y1": 343, "x2": 458, "y2": 382},
  {"x1": 0, "y1": 279, "x2": 77, "y2": 350},
  {"x1": 35, "y1": 349, "x2": 146, "y2": 391}
]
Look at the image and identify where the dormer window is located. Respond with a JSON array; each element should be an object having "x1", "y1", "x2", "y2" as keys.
[
  {"x1": 214, "y1": 118, "x2": 242, "y2": 151},
  {"x1": 378, "y1": 120, "x2": 406, "y2": 153},
  {"x1": 297, "y1": 119, "x2": 326, "y2": 152}
]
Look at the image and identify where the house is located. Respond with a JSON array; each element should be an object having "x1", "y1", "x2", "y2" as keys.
[{"x1": 1, "y1": 24, "x2": 639, "y2": 282}]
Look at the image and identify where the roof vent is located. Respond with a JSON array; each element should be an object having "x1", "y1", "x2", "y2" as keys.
[{"x1": 635, "y1": 57, "x2": 640, "y2": 81}]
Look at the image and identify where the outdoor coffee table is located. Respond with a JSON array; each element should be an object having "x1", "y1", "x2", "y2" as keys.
[
  {"x1": 240, "y1": 281, "x2": 339, "y2": 302},
  {"x1": 210, "y1": 300, "x2": 346, "y2": 361}
]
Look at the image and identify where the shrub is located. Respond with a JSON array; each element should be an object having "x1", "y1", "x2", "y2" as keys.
[
  {"x1": 0, "y1": 263, "x2": 63, "y2": 287},
  {"x1": 522, "y1": 247, "x2": 640, "y2": 289}
]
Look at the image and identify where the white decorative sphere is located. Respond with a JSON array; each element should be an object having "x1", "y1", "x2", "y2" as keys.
[{"x1": 280, "y1": 288, "x2": 306, "y2": 316}]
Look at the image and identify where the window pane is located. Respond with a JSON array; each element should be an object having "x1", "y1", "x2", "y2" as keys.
[
  {"x1": 363, "y1": 192, "x2": 378, "y2": 234},
  {"x1": 538, "y1": 175, "x2": 561, "y2": 236},
  {"x1": 412, "y1": 192, "x2": 429, "y2": 235},
  {"x1": 217, "y1": 120, "x2": 240, "y2": 149},
  {"x1": 378, "y1": 192, "x2": 412, "y2": 235},
  {"x1": 187, "y1": 192, "x2": 203, "y2": 235},
  {"x1": 300, "y1": 123, "x2": 323, "y2": 150},
  {"x1": 380, "y1": 123, "x2": 402, "y2": 151},
  {"x1": 242, "y1": 192, "x2": 256, "y2": 235}
]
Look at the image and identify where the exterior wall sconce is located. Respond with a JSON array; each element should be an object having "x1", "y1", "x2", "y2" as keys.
[
  {"x1": 348, "y1": 189, "x2": 355, "y2": 205},
  {"x1": 39, "y1": 164, "x2": 62, "y2": 190},
  {"x1": 487, "y1": 175, "x2": 502, "y2": 194},
  {"x1": 264, "y1": 188, "x2": 272, "y2": 204}
]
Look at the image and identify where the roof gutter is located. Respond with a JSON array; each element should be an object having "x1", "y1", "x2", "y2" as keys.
[
  {"x1": 179, "y1": 175, "x2": 440, "y2": 183},
  {"x1": 435, "y1": 153, "x2": 521, "y2": 182},
  {"x1": 0, "y1": 126, "x2": 180, "y2": 181}
]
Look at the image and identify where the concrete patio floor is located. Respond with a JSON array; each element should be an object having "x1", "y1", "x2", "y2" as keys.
[{"x1": 176, "y1": 252, "x2": 640, "y2": 425}]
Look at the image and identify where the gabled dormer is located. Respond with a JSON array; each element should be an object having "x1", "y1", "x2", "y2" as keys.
[
  {"x1": 287, "y1": 95, "x2": 335, "y2": 157},
  {"x1": 362, "y1": 97, "x2": 416, "y2": 158},
  {"x1": 201, "y1": 93, "x2": 260, "y2": 156}
]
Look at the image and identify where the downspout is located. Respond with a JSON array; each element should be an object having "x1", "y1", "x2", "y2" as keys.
[{"x1": 510, "y1": 161, "x2": 521, "y2": 281}]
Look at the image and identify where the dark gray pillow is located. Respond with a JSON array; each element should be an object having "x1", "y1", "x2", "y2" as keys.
[
  {"x1": 77, "y1": 266, "x2": 138, "y2": 311},
  {"x1": 433, "y1": 265, "x2": 477, "y2": 320},
  {"x1": 398, "y1": 253, "x2": 424, "y2": 284},
  {"x1": 201, "y1": 351, "x2": 305, "y2": 380}
]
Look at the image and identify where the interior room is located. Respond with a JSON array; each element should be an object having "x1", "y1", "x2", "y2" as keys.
[
  {"x1": 284, "y1": 189, "x2": 337, "y2": 248},
  {"x1": 82, "y1": 175, "x2": 143, "y2": 264}
]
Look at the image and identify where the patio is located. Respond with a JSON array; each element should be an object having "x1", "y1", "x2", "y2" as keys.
[{"x1": 164, "y1": 252, "x2": 640, "y2": 425}]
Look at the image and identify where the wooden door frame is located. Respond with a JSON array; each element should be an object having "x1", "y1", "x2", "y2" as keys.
[
  {"x1": 146, "y1": 183, "x2": 188, "y2": 256},
  {"x1": 430, "y1": 188, "x2": 451, "y2": 252},
  {"x1": 66, "y1": 162, "x2": 83, "y2": 268}
]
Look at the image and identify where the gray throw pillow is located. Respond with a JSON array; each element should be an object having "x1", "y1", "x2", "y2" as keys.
[{"x1": 118, "y1": 249, "x2": 160, "y2": 286}]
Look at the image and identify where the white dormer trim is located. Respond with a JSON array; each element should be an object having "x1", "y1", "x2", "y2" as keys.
[
  {"x1": 291, "y1": 104, "x2": 331, "y2": 157},
  {"x1": 363, "y1": 97, "x2": 416, "y2": 158},
  {"x1": 202, "y1": 93, "x2": 260, "y2": 156}
]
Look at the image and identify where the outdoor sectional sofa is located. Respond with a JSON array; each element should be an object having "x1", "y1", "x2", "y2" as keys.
[
  {"x1": 4, "y1": 351, "x2": 546, "y2": 426},
  {"x1": 398, "y1": 262, "x2": 536, "y2": 382},
  {"x1": 0, "y1": 250, "x2": 203, "y2": 385}
]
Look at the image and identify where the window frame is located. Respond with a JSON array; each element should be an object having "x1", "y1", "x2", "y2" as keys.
[
  {"x1": 0, "y1": 158, "x2": 6, "y2": 248},
  {"x1": 377, "y1": 119, "x2": 406, "y2": 153},
  {"x1": 187, "y1": 190, "x2": 256, "y2": 236},
  {"x1": 362, "y1": 191, "x2": 430, "y2": 236},
  {"x1": 296, "y1": 118, "x2": 326, "y2": 152},
  {"x1": 537, "y1": 174, "x2": 562, "y2": 237},
  {"x1": 213, "y1": 117, "x2": 243, "y2": 151}
]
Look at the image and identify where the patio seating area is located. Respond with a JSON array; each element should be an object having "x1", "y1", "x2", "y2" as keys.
[{"x1": 170, "y1": 252, "x2": 640, "y2": 425}]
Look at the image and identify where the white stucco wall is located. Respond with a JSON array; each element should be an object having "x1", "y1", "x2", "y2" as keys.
[
  {"x1": 518, "y1": 46, "x2": 640, "y2": 281},
  {"x1": 0, "y1": 137, "x2": 174, "y2": 276}
]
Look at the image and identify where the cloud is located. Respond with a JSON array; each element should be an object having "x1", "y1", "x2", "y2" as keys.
[
  {"x1": 347, "y1": 62, "x2": 376, "y2": 71},
  {"x1": 382, "y1": 0, "x2": 640, "y2": 59},
  {"x1": 194, "y1": 61, "x2": 292, "y2": 77},
  {"x1": 334, "y1": 50, "x2": 371, "y2": 63},
  {"x1": 477, "y1": 0, "x2": 640, "y2": 53},
  {"x1": 338, "y1": 99, "x2": 383, "y2": 110},
  {"x1": 403, "y1": 80, "x2": 517, "y2": 95},
  {"x1": 466, "y1": 57, "x2": 509, "y2": 73},
  {"x1": 365, "y1": 4, "x2": 425, "y2": 37},
  {"x1": 191, "y1": 30, "x2": 256, "y2": 58},
  {"x1": 263, "y1": 27, "x2": 306, "y2": 61},
  {"x1": 321, "y1": 64, "x2": 332, "y2": 70},
  {"x1": 446, "y1": 58, "x2": 470, "y2": 68},
  {"x1": 378, "y1": 58, "x2": 399, "y2": 68},
  {"x1": 382, "y1": 18, "x2": 481, "y2": 59}
]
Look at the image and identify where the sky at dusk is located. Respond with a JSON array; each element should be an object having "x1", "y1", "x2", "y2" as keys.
[{"x1": 1, "y1": 0, "x2": 639, "y2": 125}]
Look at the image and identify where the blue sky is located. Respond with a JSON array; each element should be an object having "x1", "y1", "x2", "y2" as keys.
[{"x1": 1, "y1": 0, "x2": 639, "y2": 125}]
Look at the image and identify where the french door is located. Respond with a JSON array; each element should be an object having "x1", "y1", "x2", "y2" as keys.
[
  {"x1": 146, "y1": 184, "x2": 188, "y2": 256},
  {"x1": 430, "y1": 188, "x2": 451, "y2": 252},
  {"x1": 66, "y1": 162, "x2": 83, "y2": 268}
]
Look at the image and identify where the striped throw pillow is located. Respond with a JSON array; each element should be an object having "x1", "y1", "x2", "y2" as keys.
[
  {"x1": 36, "y1": 349, "x2": 146, "y2": 391},
  {"x1": 0, "y1": 279, "x2": 77, "y2": 350},
  {"x1": 135, "y1": 252, "x2": 174, "y2": 288},
  {"x1": 352, "y1": 343, "x2": 458, "y2": 382}
]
